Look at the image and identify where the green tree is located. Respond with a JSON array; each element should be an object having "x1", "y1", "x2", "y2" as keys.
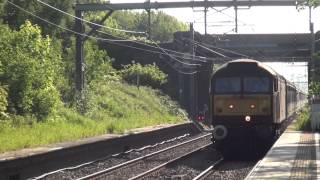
[
  {"x1": 309, "y1": 81, "x2": 320, "y2": 95},
  {"x1": 87, "y1": 10, "x2": 188, "y2": 42},
  {"x1": 0, "y1": 21, "x2": 62, "y2": 119},
  {"x1": 308, "y1": 0, "x2": 320, "y2": 7},
  {"x1": 2, "y1": 0, "x2": 73, "y2": 36},
  {"x1": 85, "y1": 40, "x2": 118, "y2": 84},
  {"x1": 0, "y1": 86, "x2": 8, "y2": 116},
  {"x1": 117, "y1": 10, "x2": 188, "y2": 42},
  {"x1": 120, "y1": 63, "x2": 168, "y2": 89}
]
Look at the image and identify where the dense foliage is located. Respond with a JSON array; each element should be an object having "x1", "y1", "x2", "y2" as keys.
[
  {"x1": 120, "y1": 63, "x2": 168, "y2": 89},
  {"x1": 0, "y1": 1, "x2": 188, "y2": 152},
  {"x1": 110, "y1": 11, "x2": 188, "y2": 42},
  {"x1": 0, "y1": 21, "x2": 62, "y2": 119},
  {"x1": 1, "y1": 1, "x2": 187, "y2": 42},
  {"x1": 0, "y1": 81, "x2": 186, "y2": 153},
  {"x1": 310, "y1": 53, "x2": 320, "y2": 95},
  {"x1": 0, "y1": 86, "x2": 8, "y2": 116},
  {"x1": 295, "y1": 106, "x2": 311, "y2": 131}
]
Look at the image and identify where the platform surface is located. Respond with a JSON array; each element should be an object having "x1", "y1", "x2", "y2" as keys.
[
  {"x1": 0, "y1": 123, "x2": 177, "y2": 162},
  {"x1": 246, "y1": 131, "x2": 320, "y2": 179}
]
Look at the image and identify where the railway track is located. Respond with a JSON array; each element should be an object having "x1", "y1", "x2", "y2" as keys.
[
  {"x1": 73, "y1": 133, "x2": 211, "y2": 180},
  {"x1": 128, "y1": 144, "x2": 213, "y2": 180},
  {"x1": 193, "y1": 158, "x2": 224, "y2": 180}
]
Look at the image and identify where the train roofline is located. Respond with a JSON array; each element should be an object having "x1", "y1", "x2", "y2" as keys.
[{"x1": 211, "y1": 58, "x2": 307, "y2": 95}]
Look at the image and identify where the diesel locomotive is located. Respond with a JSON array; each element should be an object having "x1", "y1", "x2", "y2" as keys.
[{"x1": 210, "y1": 59, "x2": 307, "y2": 148}]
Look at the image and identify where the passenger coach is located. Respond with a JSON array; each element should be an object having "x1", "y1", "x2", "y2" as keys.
[{"x1": 210, "y1": 59, "x2": 306, "y2": 147}]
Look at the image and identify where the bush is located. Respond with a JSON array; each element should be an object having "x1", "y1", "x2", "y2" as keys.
[
  {"x1": 0, "y1": 86, "x2": 8, "y2": 116},
  {"x1": 120, "y1": 63, "x2": 167, "y2": 89},
  {"x1": 0, "y1": 21, "x2": 61, "y2": 120},
  {"x1": 309, "y1": 81, "x2": 320, "y2": 96},
  {"x1": 295, "y1": 107, "x2": 312, "y2": 131},
  {"x1": 85, "y1": 40, "x2": 120, "y2": 84}
]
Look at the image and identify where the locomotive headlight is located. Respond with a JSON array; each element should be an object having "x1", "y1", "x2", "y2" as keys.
[
  {"x1": 228, "y1": 104, "x2": 234, "y2": 109},
  {"x1": 245, "y1": 115, "x2": 251, "y2": 122},
  {"x1": 250, "y1": 104, "x2": 255, "y2": 109}
]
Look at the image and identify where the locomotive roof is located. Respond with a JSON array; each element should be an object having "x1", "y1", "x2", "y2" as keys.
[
  {"x1": 215, "y1": 59, "x2": 279, "y2": 77},
  {"x1": 213, "y1": 59, "x2": 306, "y2": 95}
]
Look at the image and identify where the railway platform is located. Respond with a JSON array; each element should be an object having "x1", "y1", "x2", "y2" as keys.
[
  {"x1": 246, "y1": 129, "x2": 320, "y2": 179},
  {"x1": 0, "y1": 123, "x2": 199, "y2": 180}
]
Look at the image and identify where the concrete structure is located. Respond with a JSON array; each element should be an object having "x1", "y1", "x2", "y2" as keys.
[
  {"x1": 246, "y1": 131, "x2": 320, "y2": 179},
  {"x1": 174, "y1": 32, "x2": 312, "y2": 62},
  {"x1": 0, "y1": 123, "x2": 198, "y2": 180}
]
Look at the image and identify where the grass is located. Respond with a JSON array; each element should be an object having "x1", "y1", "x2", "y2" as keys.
[
  {"x1": 294, "y1": 106, "x2": 311, "y2": 131},
  {"x1": 0, "y1": 82, "x2": 187, "y2": 153}
]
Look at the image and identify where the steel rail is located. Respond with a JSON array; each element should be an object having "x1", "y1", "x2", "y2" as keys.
[
  {"x1": 31, "y1": 134, "x2": 190, "y2": 180},
  {"x1": 76, "y1": 133, "x2": 211, "y2": 180},
  {"x1": 129, "y1": 144, "x2": 212, "y2": 180},
  {"x1": 192, "y1": 158, "x2": 224, "y2": 180}
]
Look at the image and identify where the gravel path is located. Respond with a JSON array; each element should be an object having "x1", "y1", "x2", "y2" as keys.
[{"x1": 40, "y1": 133, "x2": 210, "y2": 180}]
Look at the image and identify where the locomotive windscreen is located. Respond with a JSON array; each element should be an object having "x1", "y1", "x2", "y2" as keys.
[
  {"x1": 243, "y1": 77, "x2": 270, "y2": 93},
  {"x1": 215, "y1": 77, "x2": 241, "y2": 93},
  {"x1": 214, "y1": 76, "x2": 271, "y2": 94}
]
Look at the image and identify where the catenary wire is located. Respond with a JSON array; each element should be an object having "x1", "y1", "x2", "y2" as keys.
[
  {"x1": 194, "y1": 7, "x2": 231, "y2": 21},
  {"x1": 195, "y1": 42, "x2": 232, "y2": 59},
  {"x1": 36, "y1": 0, "x2": 211, "y2": 63},
  {"x1": 6, "y1": 0, "x2": 213, "y2": 66},
  {"x1": 149, "y1": 38, "x2": 201, "y2": 66},
  {"x1": 36, "y1": 0, "x2": 231, "y2": 63},
  {"x1": 7, "y1": 0, "x2": 229, "y2": 74},
  {"x1": 96, "y1": 29, "x2": 207, "y2": 63},
  {"x1": 190, "y1": 39, "x2": 250, "y2": 58},
  {"x1": 6, "y1": 1, "x2": 138, "y2": 42},
  {"x1": 36, "y1": 0, "x2": 145, "y2": 34},
  {"x1": 211, "y1": 7, "x2": 255, "y2": 32}
]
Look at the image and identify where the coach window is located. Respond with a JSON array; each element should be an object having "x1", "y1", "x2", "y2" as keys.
[
  {"x1": 215, "y1": 77, "x2": 241, "y2": 93},
  {"x1": 244, "y1": 77, "x2": 270, "y2": 93}
]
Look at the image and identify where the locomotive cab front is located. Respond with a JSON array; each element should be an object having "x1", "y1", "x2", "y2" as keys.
[{"x1": 210, "y1": 60, "x2": 277, "y2": 145}]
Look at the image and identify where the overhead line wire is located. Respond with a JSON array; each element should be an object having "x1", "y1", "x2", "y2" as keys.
[
  {"x1": 37, "y1": 0, "x2": 214, "y2": 62},
  {"x1": 190, "y1": 39, "x2": 250, "y2": 58},
  {"x1": 6, "y1": 1, "x2": 136, "y2": 42},
  {"x1": 7, "y1": 0, "x2": 209, "y2": 67},
  {"x1": 38, "y1": 0, "x2": 252, "y2": 63},
  {"x1": 36, "y1": 0, "x2": 215, "y2": 63},
  {"x1": 8, "y1": 0, "x2": 229, "y2": 75},
  {"x1": 95, "y1": 29, "x2": 207, "y2": 63},
  {"x1": 194, "y1": 7, "x2": 231, "y2": 21},
  {"x1": 36, "y1": 0, "x2": 146, "y2": 35},
  {"x1": 196, "y1": 43, "x2": 231, "y2": 59},
  {"x1": 149, "y1": 39, "x2": 200, "y2": 66}
]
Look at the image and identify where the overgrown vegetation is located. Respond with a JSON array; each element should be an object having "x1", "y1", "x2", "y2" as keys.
[
  {"x1": 0, "y1": 86, "x2": 8, "y2": 117},
  {"x1": 120, "y1": 63, "x2": 168, "y2": 89},
  {"x1": 0, "y1": 22, "x2": 62, "y2": 120},
  {"x1": 295, "y1": 107, "x2": 311, "y2": 131},
  {"x1": 0, "y1": 81, "x2": 186, "y2": 153},
  {"x1": 0, "y1": 0, "x2": 189, "y2": 152},
  {"x1": 309, "y1": 53, "x2": 320, "y2": 96}
]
